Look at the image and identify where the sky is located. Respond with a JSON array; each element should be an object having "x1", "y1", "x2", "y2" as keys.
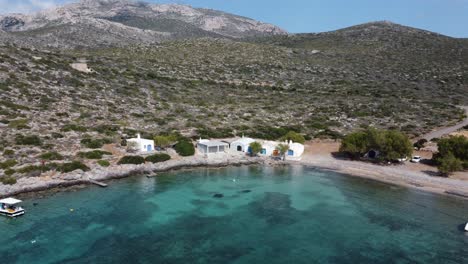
[{"x1": 0, "y1": 0, "x2": 467, "y2": 38}]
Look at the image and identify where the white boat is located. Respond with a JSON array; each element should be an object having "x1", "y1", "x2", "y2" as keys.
[
  {"x1": 0, "y1": 197, "x2": 25, "y2": 217},
  {"x1": 465, "y1": 223, "x2": 468, "y2": 232}
]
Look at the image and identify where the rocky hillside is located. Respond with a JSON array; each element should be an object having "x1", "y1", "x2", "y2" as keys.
[
  {"x1": 0, "y1": 4, "x2": 467, "y2": 182},
  {"x1": 0, "y1": 0, "x2": 286, "y2": 48}
]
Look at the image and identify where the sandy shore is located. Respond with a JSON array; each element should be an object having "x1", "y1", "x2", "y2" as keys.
[
  {"x1": 0, "y1": 153, "x2": 263, "y2": 198},
  {"x1": 295, "y1": 140, "x2": 468, "y2": 199}
]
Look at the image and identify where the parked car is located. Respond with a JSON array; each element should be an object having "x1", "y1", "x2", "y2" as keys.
[{"x1": 410, "y1": 156, "x2": 422, "y2": 163}]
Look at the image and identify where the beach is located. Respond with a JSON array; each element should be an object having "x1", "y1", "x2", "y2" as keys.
[{"x1": 297, "y1": 140, "x2": 468, "y2": 198}]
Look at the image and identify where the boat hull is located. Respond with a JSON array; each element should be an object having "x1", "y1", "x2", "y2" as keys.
[{"x1": 0, "y1": 209, "x2": 25, "y2": 217}]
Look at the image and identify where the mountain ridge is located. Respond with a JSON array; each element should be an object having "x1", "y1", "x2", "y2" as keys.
[{"x1": 0, "y1": 0, "x2": 286, "y2": 48}]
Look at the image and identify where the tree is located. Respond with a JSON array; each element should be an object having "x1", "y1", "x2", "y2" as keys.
[
  {"x1": 438, "y1": 153, "x2": 463, "y2": 176},
  {"x1": 379, "y1": 130, "x2": 413, "y2": 161},
  {"x1": 249, "y1": 141, "x2": 263, "y2": 156},
  {"x1": 175, "y1": 140, "x2": 195, "y2": 156},
  {"x1": 339, "y1": 131, "x2": 369, "y2": 159},
  {"x1": 339, "y1": 128, "x2": 412, "y2": 161},
  {"x1": 281, "y1": 131, "x2": 306, "y2": 144},
  {"x1": 276, "y1": 143, "x2": 290, "y2": 160},
  {"x1": 154, "y1": 135, "x2": 177, "y2": 149}
]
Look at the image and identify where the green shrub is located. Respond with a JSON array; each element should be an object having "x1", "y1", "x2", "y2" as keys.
[
  {"x1": 438, "y1": 153, "x2": 463, "y2": 176},
  {"x1": 0, "y1": 159, "x2": 17, "y2": 169},
  {"x1": 80, "y1": 138, "x2": 112, "y2": 149},
  {"x1": 174, "y1": 140, "x2": 195, "y2": 156},
  {"x1": 3, "y1": 149, "x2": 14, "y2": 156},
  {"x1": 97, "y1": 160, "x2": 110, "y2": 167},
  {"x1": 340, "y1": 128, "x2": 412, "y2": 161},
  {"x1": 8, "y1": 119, "x2": 29, "y2": 129},
  {"x1": 78, "y1": 150, "x2": 112, "y2": 159},
  {"x1": 61, "y1": 123, "x2": 87, "y2": 132},
  {"x1": 249, "y1": 141, "x2": 263, "y2": 156},
  {"x1": 280, "y1": 131, "x2": 306, "y2": 144},
  {"x1": 0, "y1": 177, "x2": 16, "y2": 185},
  {"x1": 61, "y1": 161, "x2": 90, "y2": 173},
  {"x1": 15, "y1": 134, "x2": 42, "y2": 146},
  {"x1": 40, "y1": 151, "x2": 64, "y2": 160},
  {"x1": 118, "y1": 156, "x2": 145, "y2": 165},
  {"x1": 145, "y1": 153, "x2": 171, "y2": 163},
  {"x1": 4, "y1": 168, "x2": 15, "y2": 176}
]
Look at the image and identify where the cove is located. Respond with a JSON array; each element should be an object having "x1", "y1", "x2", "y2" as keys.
[{"x1": 0, "y1": 165, "x2": 467, "y2": 263}]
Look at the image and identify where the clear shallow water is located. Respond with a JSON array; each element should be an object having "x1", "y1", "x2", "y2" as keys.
[{"x1": 1, "y1": 165, "x2": 467, "y2": 264}]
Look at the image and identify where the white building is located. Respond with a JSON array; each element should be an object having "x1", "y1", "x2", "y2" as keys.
[
  {"x1": 197, "y1": 139, "x2": 229, "y2": 154},
  {"x1": 259, "y1": 140, "x2": 279, "y2": 156},
  {"x1": 230, "y1": 136, "x2": 255, "y2": 153},
  {"x1": 285, "y1": 140, "x2": 305, "y2": 160},
  {"x1": 127, "y1": 134, "x2": 155, "y2": 152}
]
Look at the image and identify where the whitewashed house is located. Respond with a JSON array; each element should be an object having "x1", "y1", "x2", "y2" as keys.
[
  {"x1": 285, "y1": 140, "x2": 305, "y2": 160},
  {"x1": 127, "y1": 134, "x2": 155, "y2": 152},
  {"x1": 259, "y1": 140, "x2": 280, "y2": 156},
  {"x1": 230, "y1": 136, "x2": 255, "y2": 153},
  {"x1": 197, "y1": 139, "x2": 229, "y2": 154}
]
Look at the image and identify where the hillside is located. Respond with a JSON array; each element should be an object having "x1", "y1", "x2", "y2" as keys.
[
  {"x1": 0, "y1": 0, "x2": 286, "y2": 48},
  {"x1": 0, "y1": 4, "x2": 467, "y2": 181}
]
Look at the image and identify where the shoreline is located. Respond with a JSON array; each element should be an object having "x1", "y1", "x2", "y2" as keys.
[
  {"x1": 294, "y1": 158, "x2": 468, "y2": 199},
  {"x1": 1, "y1": 152, "x2": 467, "y2": 200},
  {"x1": 0, "y1": 154, "x2": 264, "y2": 199}
]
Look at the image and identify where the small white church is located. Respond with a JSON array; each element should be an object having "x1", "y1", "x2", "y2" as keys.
[{"x1": 127, "y1": 134, "x2": 155, "y2": 152}]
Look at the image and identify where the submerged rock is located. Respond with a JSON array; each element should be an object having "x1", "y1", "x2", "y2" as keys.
[
  {"x1": 240, "y1": 190, "x2": 251, "y2": 193},
  {"x1": 213, "y1": 193, "x2": 224, "y2": 198}
]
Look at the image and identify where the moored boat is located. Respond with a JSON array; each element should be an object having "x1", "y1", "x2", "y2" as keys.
[{"x1": 0, "y1": 198, "x2": 25, "y2": 217}]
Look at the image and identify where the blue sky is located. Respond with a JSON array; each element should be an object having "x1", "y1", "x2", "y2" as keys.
[{"x1": 1, "y1": 0, "x2": 467, "y2": 37}]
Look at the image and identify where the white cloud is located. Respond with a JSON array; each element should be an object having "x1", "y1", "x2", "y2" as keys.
[{"x1": 0, "y1": 0, "x2": 74, "y2": 14}]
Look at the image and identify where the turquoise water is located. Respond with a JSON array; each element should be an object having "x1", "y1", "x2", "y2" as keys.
[{"x1": 0, "y1": 165, "x2": 467, "y2": 263}]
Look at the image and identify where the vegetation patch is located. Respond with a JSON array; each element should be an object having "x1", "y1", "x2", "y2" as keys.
[
  {"x1": 97, "y1": 160, "x2": 110, "y2": 167},
  {"x1": 339, "y1": 128, "x2": 413, "y2": 162},
  {"x1": 61, "y1": 161, "x2": 90, "y2": 173},
  {"x1": 174, "y1": 140, "x2": 195, "y2": 156},
  {"x1": 433, "y1": 136, "x2": 468, "y2": 175},
  {"x1": 40, "y1": 151, "x2": 64, "y2": 160},
  {"x1": 145, "y1": 153, "x2": 171, "y2": 163},
  {"x1": 78, "y1": 150, "x2": 112, "y2": 159},
  {"x1": 118, "y1": 155, "x2": 145, "y2": 165},
  {"x1": 15, "y1": 134, "x2": 42, "y2": 146}
]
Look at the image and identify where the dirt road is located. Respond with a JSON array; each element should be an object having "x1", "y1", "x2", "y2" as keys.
[{"x1": 421, "y1": 106, "x2": 468, "y2": 140}]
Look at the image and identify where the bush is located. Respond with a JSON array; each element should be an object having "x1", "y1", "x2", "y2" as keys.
[
  {"x1": 97, "y1": 160, "x2": 110, "y2": 167},
  {"x1": 40, "y1": 151, "x2": 64, "y2": 160},
  {"x1": 61, "y1": 161, "x2": 90, "y2": 173},
  {"x1": 4, "y1": 168, "x2": 15, "y2": 176},
  {"x1": 0, "y1": 177, "x2": 16, "y2": 185},
  {"x1": 249, "y1": 141, "x2": 263, "y2": 156},
  {"x1": 340, "y1": 128, "x2": 412, "y2": 161},
  {"x1": 174, "y1": 140, "x2": 195, "y2": 156},
  {"x1": 78, "y1": 150, "x2": 112, "y2": 159},
  {"x1": 280, "y1": 131, "x2": 306, "y2": 144},
  {"x1": 118, "y1": 156, "x2": 145, "y2": 165},
  {"x1": 80, "y1": 138, "x2": 112, "y2": 149},
  {"x1": 15, "y1": 134, "x2": 42, "y2": 146},
  {"x1": 61, "y1": 123, "x2": 87, "y2": 132},
  {"x1": 433, "y1": 136, "x2": 468, "y2": 173},
  {"x1": 3, "y1": 149, "x2": 14, "y2": 156},
  {"x1": 438, "y1": 153, "x2": 463, "y2": 176},
  {"x1": 0, "y1": 159, "x2": 17, "y2": 169},
  {"x1": 145, "y1": 153, "x2": 171, "y2": 163}
]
